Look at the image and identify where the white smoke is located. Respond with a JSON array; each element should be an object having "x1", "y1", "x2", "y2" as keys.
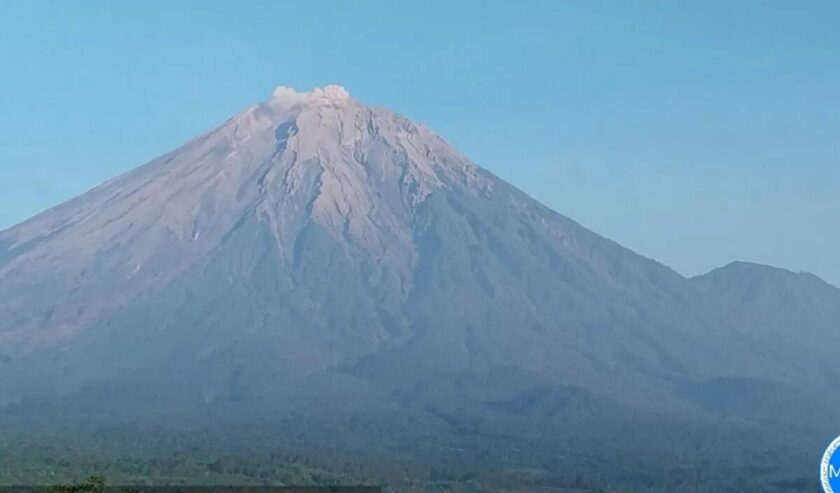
[{"x1": 269, "y1": 85, "x2": 351, "y2": 111}]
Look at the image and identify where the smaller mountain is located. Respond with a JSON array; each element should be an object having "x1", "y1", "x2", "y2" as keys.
[
  {"x1": 691, "y1": 261, "x2": 840, "y2": 401},
  {"x1": 694, "y1": 260, "x2": 839, "y2": 303}
]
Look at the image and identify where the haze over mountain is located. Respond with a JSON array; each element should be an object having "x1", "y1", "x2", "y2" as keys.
[{"x1": 0, "y1": 85, "x2": 836, "y2": 489}]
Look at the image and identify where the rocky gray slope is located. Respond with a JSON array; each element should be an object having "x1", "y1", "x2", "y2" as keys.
[{"x1": 0, "y1": 86, "x2": 836, "y2": 441}]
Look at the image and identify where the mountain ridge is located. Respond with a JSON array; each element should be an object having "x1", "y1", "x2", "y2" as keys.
[{"x1": 695, "y1": 260, "x2": 837, "y2": 288}]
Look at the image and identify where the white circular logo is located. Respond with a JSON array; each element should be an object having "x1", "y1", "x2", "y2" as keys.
[{"x1": 822, "y1": 435, "x2": 840, "y2": 493}]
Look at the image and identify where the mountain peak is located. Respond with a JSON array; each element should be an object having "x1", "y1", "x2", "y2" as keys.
[
  {"x1": 692, "y1": 260, "x2": 840, "y2": 304},
  {"x1": 269, "y1": 84, "x2": 352, "y2": 112},
  {"x1": 702, "y1": 260, "x2": 823, "y2": 283}
]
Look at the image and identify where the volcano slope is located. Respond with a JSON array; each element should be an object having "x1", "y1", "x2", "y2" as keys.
[{"x1": 0, "y1": 85, "x2": 835, "y2": 491}]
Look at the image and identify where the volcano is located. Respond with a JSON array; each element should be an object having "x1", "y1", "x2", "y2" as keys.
[{"x1": 0, "y1": 86, "x2": 836, "y2": 486}]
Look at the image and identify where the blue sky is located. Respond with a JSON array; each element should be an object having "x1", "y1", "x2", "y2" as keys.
[{"x1": 1, "y1": 1, "x2": 838, "y2": 285}]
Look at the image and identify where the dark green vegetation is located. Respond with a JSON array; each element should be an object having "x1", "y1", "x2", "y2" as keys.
[
  {"x1": 0, "y1": 414, "x2": 824, "y2": 492},
  {"x1": 49, "y1": 475, "x2": 117, "y2": 493},
  {"x1": 42, "y1": 476, "x2": 377, "y2": 493}
]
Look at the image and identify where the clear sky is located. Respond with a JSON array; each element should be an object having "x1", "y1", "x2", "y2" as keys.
[{"x1": 1, "y1": 1, "x2": 838, "y2": 285}]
